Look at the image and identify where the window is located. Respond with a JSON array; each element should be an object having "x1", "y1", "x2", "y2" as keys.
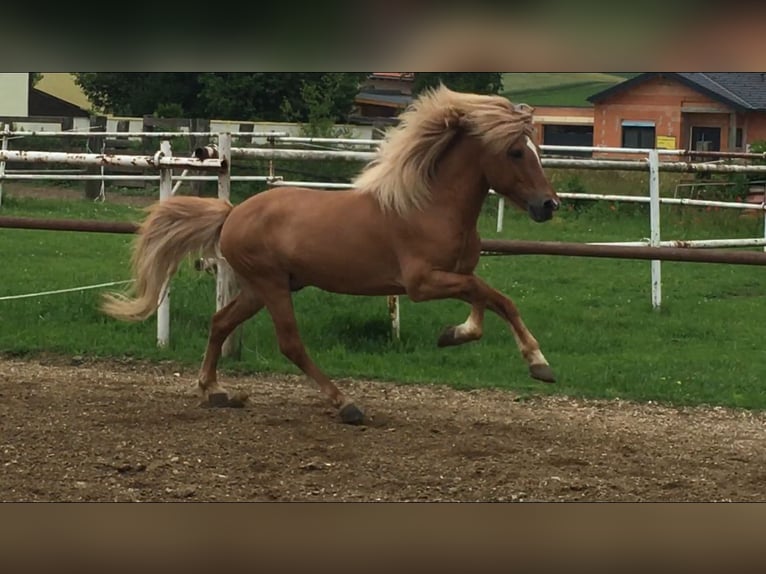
[
  {"x1": 543, "y1": 124, "x2": 593, "y2": 157},
  {"x1": 622, "y1": 121, "x2": 656, "y2": 149},
  {"x1": 736, "y1": 128, "x2": 744, "y2": 149}
]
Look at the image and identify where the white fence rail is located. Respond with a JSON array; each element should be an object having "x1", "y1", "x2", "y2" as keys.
[
  {"x1": 2, "y1": 129, "x2": 766, "y2": 345},
  {"x1": 0, "y1": 133, "x2": 238, "y2": 352}
]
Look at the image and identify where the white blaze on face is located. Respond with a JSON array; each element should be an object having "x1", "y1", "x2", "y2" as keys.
[{"x1": 526, "y1": 136, "x2": 541, "y2": 165}]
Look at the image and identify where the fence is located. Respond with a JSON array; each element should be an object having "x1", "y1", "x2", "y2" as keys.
[
  {"x1": 3, "y1": 129, "x2": 766, "y2": 347},
  {"x1": 0, "y1": 132, "x2": 247, "y2": 355}
]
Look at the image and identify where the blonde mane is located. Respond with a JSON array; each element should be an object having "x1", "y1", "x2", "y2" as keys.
[{"x1": 352, "y1": 84, "x2": 535, "y2": 216}]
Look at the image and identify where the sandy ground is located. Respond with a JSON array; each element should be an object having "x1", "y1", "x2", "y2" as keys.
[{"x1": 1, "y1": 356, "x2": 765, "y2": 502}]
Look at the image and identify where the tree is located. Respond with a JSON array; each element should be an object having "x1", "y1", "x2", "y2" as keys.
[
  {"x1": 412, "y1": 73, "x2": 504, "y2": 96},
  {"x1": 75, "y1": 73, "x2": 207, "y2": 117},
  {"x1": 199, "y1": 73, "x2": 366, "y2": 122},
  {"x1": 74, "y1": 73, "x2": 367, "y2": 121},
  {"x1": 280, "y1": 73, "x2": 368, "y2": 135}
]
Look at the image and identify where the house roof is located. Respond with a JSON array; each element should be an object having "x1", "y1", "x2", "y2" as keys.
[
  {"x1": 355, "y1": 90, "x2": 413, "y2": 109},
  {"x1": 369, "y1": 72, "x2": 414, "y2": 81},
  {"x1": 29, "y1": 88, "x2": 90, "y2": 117},
  {"x1": 36, "y1": 73, "x2": 93, "y2": 111},
  {"x1": 588, "y1": 73, "x2": 766, "y2": 111}
]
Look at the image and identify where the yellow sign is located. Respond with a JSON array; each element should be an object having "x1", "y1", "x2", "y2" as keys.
[{"x1": 656, "y1": 135, "x2": 677, "y2": 149}]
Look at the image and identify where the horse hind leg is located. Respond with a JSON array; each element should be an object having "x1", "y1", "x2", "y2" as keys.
[
  {"x1": 258, "y1": 282, "x2": 365, "y2": 425},
  {"x1": 198, "y1": 288, "x2": 263, "y2": 408},
  {"x1": 437, "y1": 303, "x2": 485, "y2": 348}
]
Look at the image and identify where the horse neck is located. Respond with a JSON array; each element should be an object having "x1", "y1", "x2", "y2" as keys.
[{"x1": 429, "y1": 136, "x2": 488, "y2": 228}]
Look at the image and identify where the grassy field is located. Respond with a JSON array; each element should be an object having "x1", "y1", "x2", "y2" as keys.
[
  {"x1": 2, "y1": 185, "x2": 766, "y2": 411},
  {"x1": 500, "y1": 73, "x2": 635, "y2": 106}
]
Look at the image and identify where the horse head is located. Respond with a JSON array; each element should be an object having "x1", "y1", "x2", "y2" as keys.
[{"x1": 477, "y1": 104, "x2": 560, "y2": 223}]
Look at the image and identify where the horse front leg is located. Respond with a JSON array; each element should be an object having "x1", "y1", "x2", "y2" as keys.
[
  {"x1": 404, "y1": 269, "x2": 555, "y2": 383},
  {"x1": 482, "y1": 284, "x2": 556, "y2": 383}
]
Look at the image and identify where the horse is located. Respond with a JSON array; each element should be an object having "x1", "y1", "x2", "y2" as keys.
[{"x1": 101, "y1": 84, "x2": 561, "y2": 425}]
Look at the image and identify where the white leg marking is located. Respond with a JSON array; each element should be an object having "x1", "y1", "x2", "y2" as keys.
[
  {"x1": 454, "y1": 314, "x2": 482, "y2": 340},
  {"x1": 528, "y1": 349, "x2": 548, "y2": 366}
]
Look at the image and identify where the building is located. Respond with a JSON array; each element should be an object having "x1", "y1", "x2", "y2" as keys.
[
  {"x1": 528, "y1": 105, "x2": 595, "y2": 155},
  {"x1": 587, "y1": 73, "x2": 766, "y2": 152},
  {"x1": 352, "y1": 73, "x2": 415, "y2": 124},
  {"x1": 0, "y1": 73, "x2": 29, "y2": 117},
  {"x1": 35, "y1": 73, "x2": 92, "y2": 111},
  {"x1": 0, "y1": 72, "x2": 92, "y2": 131}
]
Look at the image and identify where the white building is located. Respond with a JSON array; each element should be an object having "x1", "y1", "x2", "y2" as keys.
[{"x1": 0, "y1": 73, "x2": 29, "y2": 116}]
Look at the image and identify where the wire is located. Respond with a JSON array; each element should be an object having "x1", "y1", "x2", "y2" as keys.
[{"x1": 0, "y1": 280, "x2": 133, "y2": 302}]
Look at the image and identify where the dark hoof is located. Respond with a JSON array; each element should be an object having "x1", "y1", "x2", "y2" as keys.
[
  {"x1": 529, "y1": 364, "x2": 556, "y2": 383},
  {"x1": 205, "y1": 392, "x2": 249, "y2": 409},
  {"x1": 339, "y1": 403, "x2": 366, "y2": 425},
  {"x1": 437, "y1": 326, "x2": 459, "y2": 348}
]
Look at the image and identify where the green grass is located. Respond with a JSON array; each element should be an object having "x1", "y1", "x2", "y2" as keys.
[
  {"x1": 502, "y1": 73, "x2": 626, "y2": 93},
  {"x1": 500, "y1": 73, "x2": 629, "y2": 106},
  {"x1": 2, "y1": 192, "x2": 766, "y2": 411},
  {"x1": 507, "y1": 82, "x2": 619, "y2": 107}
]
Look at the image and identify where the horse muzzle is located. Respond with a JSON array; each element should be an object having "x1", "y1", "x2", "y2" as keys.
[{"x1": 528, "y1": 198, "x2": 560, "y2": 223}]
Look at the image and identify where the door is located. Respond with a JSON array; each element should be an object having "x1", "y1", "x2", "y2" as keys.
[{"x1": 691, "y1": 126, "x2": 721, "y2": 152}]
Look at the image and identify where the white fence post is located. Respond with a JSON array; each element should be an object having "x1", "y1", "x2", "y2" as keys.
[
  {"x1": 497, "y1": 195, "x2": 505, "y2": 233},
  {"x1": 762, "y1": 192, "x2": 766, "y2": 254},
  {"x1": 388, "y1": 295, "x2": 400, "y2": 341},
  {"x1": 157, "y1": 140, "x2": 172, "y2": 347},
  {"x1": 649, "y1": 149, "x2": 662, "y2": 310},
  {"x1": 216, "y1": 133, "x2": 241, "y2": 358},
  {"x1": 0, "y1": 124, "x2": 8, "y2": 207}
]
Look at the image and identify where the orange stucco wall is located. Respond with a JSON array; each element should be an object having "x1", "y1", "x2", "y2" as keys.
[
  {"x1": 745, "y1": 113, "x2": 766, "y2": 146},
  {"x1": 593, "y1": 75, "x2": 739, "y2": 151}
]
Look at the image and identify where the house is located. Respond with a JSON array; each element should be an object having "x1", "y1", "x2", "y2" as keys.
[
  {"x1": 0, "y1": 72, "x2": 92, "y2": 131},
  {"x1": 587, "y1": 73, "x2": 766, "y2": 152},
  {"x1": 351, "y1": 73, "x2": 415, "y2": 124},
  {"x1": 0, "y1": 73, "x2": 29, "y2": 117}
]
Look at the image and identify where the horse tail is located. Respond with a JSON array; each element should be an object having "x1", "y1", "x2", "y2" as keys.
[{"x1": 102, "y1": 196, "x2": 233, "y2": 322}]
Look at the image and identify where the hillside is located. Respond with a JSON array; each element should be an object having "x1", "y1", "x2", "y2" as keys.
[{"x1": 501, "y1": 73, "x2": 637, "y2": 106}]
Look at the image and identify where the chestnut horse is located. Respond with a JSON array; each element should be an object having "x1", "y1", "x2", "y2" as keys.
[{"x1": 102, "y1": 85, "x2": 560, "y2": 424}]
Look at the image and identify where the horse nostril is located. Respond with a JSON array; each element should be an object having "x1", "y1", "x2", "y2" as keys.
[{"x1": 544, "y1": 199, "x2": 559, "y2": 211}]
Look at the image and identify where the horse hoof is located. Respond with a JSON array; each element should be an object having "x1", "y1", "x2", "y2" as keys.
[
  {"x1": 339, "y1": 403, "x2": 366, "y2": 425},
  {"x1": 207, "y1": 392, "x2": 231, "y2": 408},
  {"x1": 529, "y1": 364, "x2": 556, "y2": 383},
  {"x1": 204, "y1": 391, "x2": 248, "y2": 408},
  {"x1": 437, "y1": 326, "x2": 459, "y2": 348}
]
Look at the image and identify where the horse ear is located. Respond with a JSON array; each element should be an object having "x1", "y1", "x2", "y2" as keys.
[
  {"x1": 444, "y1": 107, "x2": 465, "y2": 130},
  {"x1": 513, "y1": 103, "x2": 535, "y2": 116}
]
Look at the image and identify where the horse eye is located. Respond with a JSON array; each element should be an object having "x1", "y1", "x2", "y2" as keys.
[{"x1": 508, "y1": 148, "x2": 524, "y2": 159}]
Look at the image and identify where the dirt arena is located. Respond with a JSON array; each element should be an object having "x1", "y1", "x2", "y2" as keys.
[{"x1": 1, "y1": 356, "x2": 765, "y2": 502}]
